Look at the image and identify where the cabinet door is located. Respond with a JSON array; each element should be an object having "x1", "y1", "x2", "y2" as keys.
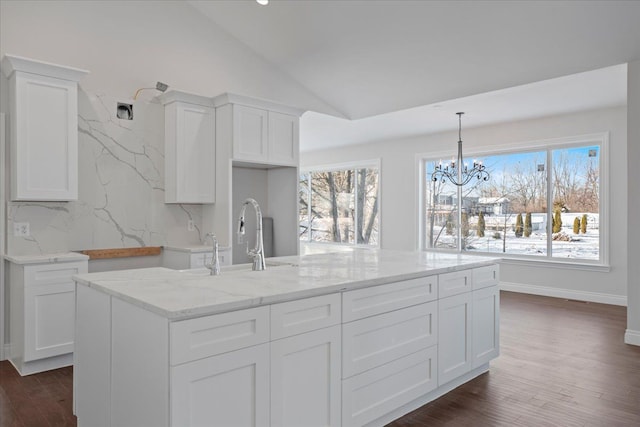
[
  {"x1": 267, "y1": 112, "x2": 298, "y2": 166},
  {"x1": 472, "y1": 286, "x2": 500, "y2": 368},
  {"x1": 233, "y1": 105, "x2": 268, "y2": 162},
  {"x1": 24, "y1": 262, "x2": 87, "y2": 361},
  {"x1": 12, "y1": 73, "x2": 78, "y2": 200},
  {"x1": 165, "y1": 102, "x2": 215, "y2": 203},
  {"x1": 438, "y1": 292, "x2": 472, "y2": 386},
  {"x1": 171, "y1": 343, "x2": 269, "y2": 427},
  {"x1": 271, "y1": 326, "x2": 341, "y2": 427},
  {"x1": 24, "y1": 282, "x2": 75, "y2": 361}
]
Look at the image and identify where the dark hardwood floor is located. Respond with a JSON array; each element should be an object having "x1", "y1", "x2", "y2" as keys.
[{"x1": 1, "y1": 291, "x2": 639, "y2": 427}]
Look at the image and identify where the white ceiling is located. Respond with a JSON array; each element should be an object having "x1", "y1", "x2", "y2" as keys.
[{"x1": 189, "y1": 0, "x2": 638, "y2": 151}]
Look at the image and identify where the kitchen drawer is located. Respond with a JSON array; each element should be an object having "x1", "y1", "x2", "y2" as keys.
[
  {"x1": 189, "y1": 249, "x2": 231, "y2": 268},
  {"x1": 170, "y1": 306, "x2": 269, "y2": 365},
  {"x1": 24, "y1": 261, "x2": 87, "y2": 286},
  {"x1": 342, "y1": 345, "x2": 438, "y2": 427},
  {"x1": 342, "y1": 301, "x2": 437, "y2": 378},
  {"x1": 438, "y1": 269, "x2": 472, "y2": 298},
  {"x1": 342, "y1": 275, "x2": 437, "y2": 323},
  {"x1": 472, "y1": 264, "x2": 499, "y2": 290},
  {"x1": 271, "y1": 293, "x2": 341, "y2": 340}
]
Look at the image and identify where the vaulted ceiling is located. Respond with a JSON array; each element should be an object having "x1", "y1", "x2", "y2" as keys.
[{"x1": 189, "y1": 0, "x2": 639, "y2": 150}]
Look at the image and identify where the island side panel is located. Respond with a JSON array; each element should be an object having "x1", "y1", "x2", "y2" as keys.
[
  {"x1": 75, "y1": 285, "x2": 111, "y2": 427},
  {"x1": 111, "y1": 298, "x2": 169, "y2": 427}
]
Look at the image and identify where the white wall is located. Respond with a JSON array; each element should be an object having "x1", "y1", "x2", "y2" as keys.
[
  {"x1": 626, "y1": 61, "x2": 640, "y2": 344},
  {"x1": 301, "y1": 107, "x2": 628, "y2": 302}
]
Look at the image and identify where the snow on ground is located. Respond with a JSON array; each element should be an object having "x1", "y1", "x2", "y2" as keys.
[{"x1": 436, "y1": 212, "x2": 599, "y2": 260}]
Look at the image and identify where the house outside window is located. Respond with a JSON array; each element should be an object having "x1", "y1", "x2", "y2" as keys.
[
  {"x1": 299, "y1": 161, "x2": 380, "y2": 247},
  {"x1": 420, "y1": 134, "x2": 607, "y2": 265}
]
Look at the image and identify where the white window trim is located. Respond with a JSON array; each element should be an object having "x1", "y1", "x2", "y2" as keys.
[
  {"x1": 300, "y1": 159, "x2": 382, "y2": 248},
  {"x1": 416, "y1": 132, "x2": 610, "y2": 269}
]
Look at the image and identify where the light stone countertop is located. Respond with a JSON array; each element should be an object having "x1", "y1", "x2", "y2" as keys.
[
  {"x1": 73, "y1": 249, "x2": 500, "y2": 320},
  {"x1": 4, "y1": 252, "x2": 89, "y2": 265}
]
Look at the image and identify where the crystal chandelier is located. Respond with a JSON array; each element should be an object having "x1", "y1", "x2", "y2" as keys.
[{"x1": 431, "y1": 112, "x2": 489, "y2": 186}]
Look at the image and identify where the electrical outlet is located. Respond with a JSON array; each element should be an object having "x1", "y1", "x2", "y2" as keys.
[
  {"x1": 13, "y1": 222, "x2": 30, "y2": 237},
  {"x1": 187, "y1": 220, "x2": 195, "y2": 231}
]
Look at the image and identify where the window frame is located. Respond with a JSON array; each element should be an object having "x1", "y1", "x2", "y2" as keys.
[
  {"x1": 417, "y1": 132, "x2": 609, "y2": 270},
  {"x1": 299, "y1": 159, "x2": 382, "y2": 248}
]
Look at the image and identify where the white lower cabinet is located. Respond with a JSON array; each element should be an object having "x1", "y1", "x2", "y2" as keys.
[
  {"x1": 437, "y1": 291, "x2": 473, "y2": 386},
  {"x1": 342, "y1": 346, "x2": 438, "y2": 427},
  {"x1": 271, "y1": 326, "x2": 341, "y2": 427},
  {"x1": 472, "y1": 286, "x2": 500, "y2": 368},
  {"x1": 8, "y1": 256, "x2": 88, "y2": 375},
  {"x1": 171, "y1": 343, "x2": 270, "y2": 427}
]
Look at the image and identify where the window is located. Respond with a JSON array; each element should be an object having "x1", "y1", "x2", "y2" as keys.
[
  {"x1": 300, "y1": 162, "x2": 380, "y2": 246},
  {"x1": 421, "y1": 134, "x2": 606, "y2": 264}
]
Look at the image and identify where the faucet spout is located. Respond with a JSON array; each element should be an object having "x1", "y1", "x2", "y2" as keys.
[
  {"x1": 204, "y1": 232, "x2": 221, "y2": 276},
  {"x1": 237, "y1": 198, "x2": 266, "y2": 271}
]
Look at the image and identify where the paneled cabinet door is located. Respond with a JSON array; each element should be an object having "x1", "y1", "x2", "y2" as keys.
[
  {"x1": 13, "y1": 73, "x2": 79, "y2": 201},
  {"x1": 437, "y1": 291, "x2": 473, "y2": 386},
  {"x1": 171, "y1": 343, "x2": 269, "y2": 427},
  {"x1": 24, "y1": 281, "x2": 75, "y2": 361},
  {"x1": 233, "y1": 105, "x2": 268, "y2": 162},
  {"x1": 271, "y1": 325, "x2": 341, "y2": 427},
  {"x1": 267, "y1": 111, "x2": 298, "y2": 166},
  {"x1": 165, "y1": 101, "x2": 215, "y2": 203},
  {"x1": 472, "y1": 286, "x2": 500, "y2": 368}
]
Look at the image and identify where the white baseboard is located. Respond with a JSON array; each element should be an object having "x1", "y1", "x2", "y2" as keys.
[
  {"x1": 500, "y1": 281, "x2": 627, "y2": 306},
  {"x1": 624, "y1": 329, "x2": 640, "y2": 346}
]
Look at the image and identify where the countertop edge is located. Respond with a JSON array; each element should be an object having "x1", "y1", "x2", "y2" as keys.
[
  {"x1": 5, "y1": 252, "x2": 90, "y2": 264},
  {"x1": 74, "y1": 257, "x2": 499, "y2": 320}
]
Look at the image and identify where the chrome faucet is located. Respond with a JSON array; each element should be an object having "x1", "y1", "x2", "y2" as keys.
[
  {"x1": 237, "y1": 198, "x2": 266, "y2": 271},
  {"x1": 204, "y1": 232, "x2": 221, "y2": 276}
]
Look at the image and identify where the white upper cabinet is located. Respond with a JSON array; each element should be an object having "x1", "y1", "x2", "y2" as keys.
[
  {"x1": 268, "y1": 111, "x2": 299, "y2": 165},
  {"x1": 1, "y1": 55, "x2": 88, "y2": 201},
  {"x1": 160, "y1": 91, "x2": 215, "y2": 204},
  {"x1": 233, "y1": 105, "x2": 268, "y2": 162},
  {"x1": 214, "y1": 93, "x2": 303, "y2": 167}
]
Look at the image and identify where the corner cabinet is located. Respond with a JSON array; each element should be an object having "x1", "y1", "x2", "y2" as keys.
[
  {"x1": 214, "y1": 93, "x2": 302, "y2": 167},
  {"x1": 7, "y1": 253, "x2": 89, "y2": 375},
  {"x1": 160, "y1": 91, "x2": 216, "y2": 204},
  {"x1": 1, "y1": 55, "x2": 89, "y2": 201}
]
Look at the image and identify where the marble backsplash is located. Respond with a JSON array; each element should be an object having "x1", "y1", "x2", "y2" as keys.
[{"x1": 6, "y1": 91, "x2": 203, "y2": 256}]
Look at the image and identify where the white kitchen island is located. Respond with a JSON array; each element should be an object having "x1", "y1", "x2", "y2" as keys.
[{"x1": 73, "y1": 249, "x2": 500, "y2": 427}]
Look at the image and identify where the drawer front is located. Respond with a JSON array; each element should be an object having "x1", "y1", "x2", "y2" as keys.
[
  {"x1": 342, "y1": 301, "x2": 437, "y2": 378},
  {"x1": 472, "y1": 264, "x2": 500, "y2": 290},
  {"x1": 24, "y1": 261, "x2": 88, "y2": 286},
  {"x1": 438, "y1": 270, "x2": 472, "y2": 298},
  {"x1": 189, "y1": 250, "x2": 231, "y2": 268},
  {"x1": 189, "y1": 253, "x2": 207, "y2": 268},
  {"x1": 271, "y1": 293, "x2": 341, "y2": 340},
  {"x1": 170, "y1": 306, "x2": 269, "y2": 365},
  {"x1": 342, "y1": 276, "x2": 437, "y2": 322},
  {"x1": 342, "y1": 346, "x2": 438, "y2": 427}
]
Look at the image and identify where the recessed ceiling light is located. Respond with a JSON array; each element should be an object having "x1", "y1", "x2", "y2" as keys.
[{"x1": 256, "y1": 0, "x2": 269, "y2": 5}]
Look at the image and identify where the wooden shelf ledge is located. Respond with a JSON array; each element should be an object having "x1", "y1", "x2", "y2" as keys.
[{"x1": 79, "y1": 247, "x2": 162, "y2": 260}]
